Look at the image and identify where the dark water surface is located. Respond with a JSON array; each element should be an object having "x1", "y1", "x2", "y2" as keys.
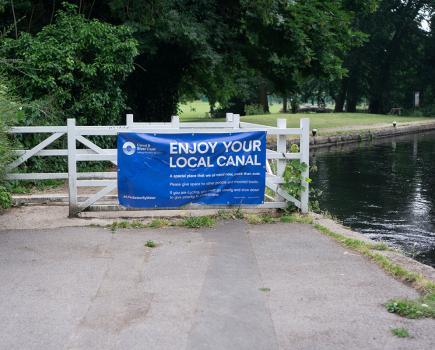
[{"x1": 310, "y1": 130, "x2": 435, "y2": 268}]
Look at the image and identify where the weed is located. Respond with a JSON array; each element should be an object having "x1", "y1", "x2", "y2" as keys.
[
  {"x1": 118, "y1": 221, "x2": 131, "y2": 229},
  {"x1": 89, "y1": 223, "x2": 101, "y2": 227},
  {"x1": 180, "y1": 215, "x2": 216, "y2": 228},
  {"x1": 280, "y1": 214, "x2": 314, "y2": 224},
  {"x1": 147, "y1": 218, "x2": 170, "y2": 228},
  {"x1": 261, "y1": 214, "x2": 276, "y2": 223},
  {"x1": 131, "y1": 220, "x2": 146, "y2": 228},
  {"x1": 390, "y1": 327, "x2": 414, "y2": 338},
  {"x1": 110, "y1": 227, "x2": 116, "y2": 233},
  {"x1": 386, "y1": 293, "x2": 435, "y2": 319},
  {"x1": 259, "y1": 288, "x2": 270, "y2": 291},
  {"x1": 246, "y1": 213, "x2": 263, "y2": 224},
  {"x1": 145, "y1": 240, "x2": 156, "y2": 247},
  {"x1": 186, "y1": 240, "x2": 191, "y2": 243},
  {"x1": 168, "y1": 241, "x2": 172, "y2": 244},
  {"x1": 216, "y1": 209, "x2": 230, "y2": 219},
  {"x1": 409, "y1": 242, "x2": 418, "y2": 259}
]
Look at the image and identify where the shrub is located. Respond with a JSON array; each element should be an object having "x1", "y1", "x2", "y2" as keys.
[
  {"x1": 244, "y1": 103, "x2": 264, "y2": 116},
  {"x1": 3, "y1": 3, "x2": 139, "y2": 127}
]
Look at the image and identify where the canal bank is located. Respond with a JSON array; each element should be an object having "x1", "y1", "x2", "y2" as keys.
[{"x1": 266, "y1": 121, "x2": 435, "y2": 150}]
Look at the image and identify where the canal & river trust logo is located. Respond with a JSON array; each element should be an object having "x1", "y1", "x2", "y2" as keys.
[{"x1": 123, "y1": 142, "x2": 136, "y2": 155}]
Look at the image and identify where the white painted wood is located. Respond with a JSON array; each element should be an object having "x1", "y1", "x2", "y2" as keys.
[
  {"x1": 126, "y1": 114, "x2": 133, "y2": 126},
  {"x1": 67, "y1": 119, "x2": 78, "y2": 218},
  {"x1": 264, "y1": 194, "x2": 276, "y2": 202},
  {"x1": 7, "y1": 132, "x2": 65, "y2": 171},
  {"x1": 300, "y1": 118, "x2": 310, "y2": 213},
  {"x1": 76, "y1": 135, "x2": 117, "y2": 166},
  {"x1": 75, "y1": 127, "x2": 302, "y2": 135},
  {"x1": 266, "y1": 159, "x2": 273, "y2": 174},
  {"x1": 233, "y1": 114, "x2": 240, "y2": 129},
  {"x1": 9, "y1": 126, "x2": 67, "y2": 133},
  {"x1": 78, "y1": 181, "x2": 117, "y2": 210},
  {"x1": 226, "y1": 113, "x2": 233, "y2": 122},
  {"x1": 11, "y1": 195, "x2": 118, "y2": 204},
  {"x1": 76, "y1": 172, "x2": 117, "y2": 179},
  {"x1": 76, "y1": 154, "x2": 116, "y2": 161},
  {"x1": 240, "y1": 122, "x2": 274, "y2": 129},
  {"x1": 172, "y1": 115, "x2": 180, "y2": 129},
  {"x1": 266, "y1": 152, "x2": 300, "y2": 160},
  {"x1": 179, "y1": 122, "x2": 234, "y2": 128},
  {"x1": 14, "y1": 149, "x2": 117, "y2": 156},
  {"x1": 77, "y1": 180, "x2": 116, "y2": 187},
  {"x1": 265, "y1": 174, "x2": 285, "y2": 184},
  {"x1": 7, "y1": 171, "x2": 117, "y2": 180},
  {"x1": 7, "y1": 173, "x2": 68, "y2": 180},
  {"x1": 276, "y1": 119, "x2": 287, "y2": 203}
]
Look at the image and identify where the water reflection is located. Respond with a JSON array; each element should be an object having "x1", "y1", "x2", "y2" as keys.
[{"x1": 310, "y1": 131, "x2": 435, "y2": 268}]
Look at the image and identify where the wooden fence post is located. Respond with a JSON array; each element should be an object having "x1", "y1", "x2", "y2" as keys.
[
  {"x1": 300, "y1": 118, "x2": 310, "y2": 213},
  {"x1": 126, "y1": 114, "x2": 133, "y2": 126},
  {"x1": 67, "y1": 118, "x2": 78, "y2": 218},
  {"x1": 233, "y1": 114, "x2": 240, "y2": 129},
  {"x1": 276, "y1": 119, "x2": 287, "y2": 203},
  {"x1": 172, "y1": 115, "x2": 180, "y2": 129}
]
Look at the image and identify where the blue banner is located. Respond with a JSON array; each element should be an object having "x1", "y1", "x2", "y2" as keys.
[{"x1": 117, "y1": 132, "x2": 266, "y2": 208}]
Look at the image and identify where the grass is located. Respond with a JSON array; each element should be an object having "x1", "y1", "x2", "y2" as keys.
[
  {"x1": 177, "y1": 101, "x2": 434, "y2": 129},
  {"x1": 390, "y1": 327, "x2": 414, "y2": 338},
  {"x1": 179, "y1": 215, "x2": 216, "y2": 228},
  {"x1": 259, "y1": 287, "x2": 270, "y2": 291},
  {"x1": 386, "y1": 293, "x2": 435, "y2": 319},
  {"x1": 215, "y1": 209, "x2": 277, "y2": 224}
]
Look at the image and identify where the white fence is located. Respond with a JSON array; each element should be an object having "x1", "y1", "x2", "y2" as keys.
[{"x1": 7, "y1": 114, "x2": 310, "y2": 217}]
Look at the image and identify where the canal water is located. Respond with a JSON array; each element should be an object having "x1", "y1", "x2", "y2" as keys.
[{"x1": 309, "y1": 130, "x2": 435, "y2": 268}]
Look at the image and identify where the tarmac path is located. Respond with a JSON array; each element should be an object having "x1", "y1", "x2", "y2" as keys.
[{"x1": 1, "y1": 218, "x2": 435, "y2": 349}]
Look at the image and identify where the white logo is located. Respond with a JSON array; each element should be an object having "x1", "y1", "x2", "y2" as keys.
[{"x1": 123, "y1": 142, "x2": 136, "y2": 155}]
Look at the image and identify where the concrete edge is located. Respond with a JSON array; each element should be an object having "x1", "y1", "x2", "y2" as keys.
[{"x1": 309, "y1": 213, "x2": 435, "y2": 285}]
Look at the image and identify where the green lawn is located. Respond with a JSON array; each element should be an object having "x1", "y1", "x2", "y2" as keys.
[{"x1": 178, "y1": 100, "x2": 433, "y2": 129}]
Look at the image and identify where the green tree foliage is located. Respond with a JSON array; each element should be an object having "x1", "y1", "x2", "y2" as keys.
[
  {"x1": 3, "y1": 3, "x2": 139, "y2": 126},
  {"x1": 333, "y1": 0, "x2": 435, "y2": 114},
  {"x1": 104, "y1": 0, "x2": 378, "y2": 121},
  {"x1": 2, "y1": 0, "x2": 379, "y2": 122}
]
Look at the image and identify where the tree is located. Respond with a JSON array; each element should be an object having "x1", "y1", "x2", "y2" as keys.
[
  {"x1": 3, "y1": 3, "x2": 139, "y2": 126},
  {"x1": 2, "y1": 0, "x2": 379, "y2": 122},
  {"x1": 102, "y1": 0, "x2": 378, "y2": 121},
  {"x1": 333, "y1": 0, "x2": 435, "y2": 114}
]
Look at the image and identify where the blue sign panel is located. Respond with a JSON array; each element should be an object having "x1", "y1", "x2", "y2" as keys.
[{"x1": 117, "y1": 132, "x2": 266, "y2": 208}]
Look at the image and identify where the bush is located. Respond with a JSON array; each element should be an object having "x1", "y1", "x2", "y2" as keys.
[
  {"x1": 244, "y1": 103, "x2": 264, "y2": 116},
  {"x1": 4, "y1": 3, "x2": 139, "y2": 127},
  {"x1": 419, "y1": 105, "x2": 435, "y2": 118}
]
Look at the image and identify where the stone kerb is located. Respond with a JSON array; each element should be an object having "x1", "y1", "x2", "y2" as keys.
[{"x1": 273, "y1": 123, "x2": 435, "y2": 150}]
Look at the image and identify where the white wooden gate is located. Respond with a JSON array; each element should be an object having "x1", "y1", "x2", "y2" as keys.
[{"x1": 7, "y1": 114, "x2": 310, "y2": 217}]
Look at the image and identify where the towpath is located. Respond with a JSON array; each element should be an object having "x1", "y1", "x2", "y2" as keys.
[{"x1": 1, "y1": 206, "x2": 434, "y2": 349}]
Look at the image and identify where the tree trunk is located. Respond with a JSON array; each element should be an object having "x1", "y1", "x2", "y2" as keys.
[
  {"x1": 258, "y1": 84, "x2": 269, "y2": 113},
  {"x1": 282, "y1": 95, "x2": 287, "y2": 113},
  {"x1": 346, "y1": 100, "x2": 357, "y2": 112},
  {"x1": 368, "y1": 99, "x2": 384, "y2": 114},
  {"x1": 334, "y1": 77, "x2": 348, "y2": 112}
]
